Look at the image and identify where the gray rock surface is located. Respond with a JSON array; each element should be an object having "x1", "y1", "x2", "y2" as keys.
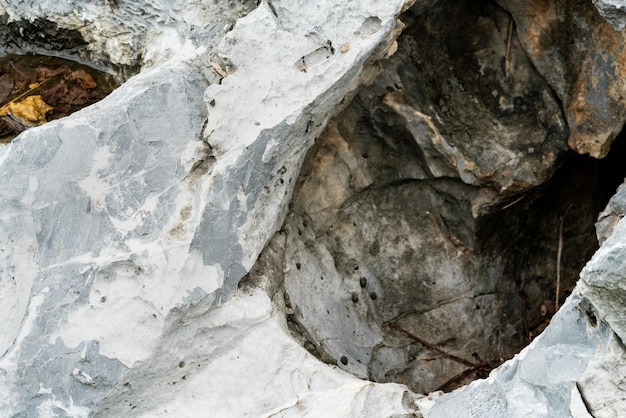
[
  {"x1": 596, "y1": 180, "x2": 626, "y2": 244},
  {"x1": 276, "y1": 1, "x2": 615, "y2": 395},
  {"x1": 593, "y1": 0, "x2": 626, "y2": 31},
  {"x1": 0, "y1": 0, "x2": 420, "y2": 415},
  {"x1": 430, "y1": 186, "x2": 626, "y2": 417},
  {"x1": 1, "y1": 0, "x2": 626, "y2": 417},
  {"x1": 428, "y1": 293, "x2": 611, "y2": 418}
]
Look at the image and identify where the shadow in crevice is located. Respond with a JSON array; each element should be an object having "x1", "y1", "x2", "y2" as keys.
[{"x1": 478, "y1": 132, "x2": 626, "y2": 352}]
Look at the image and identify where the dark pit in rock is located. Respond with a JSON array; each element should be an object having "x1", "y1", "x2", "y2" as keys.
[
  {"x1": 0, "y1": 54, "x2": 119, "y2": 143},
  {"x1": 272, "y1": 0, "x2": 626, "y2": 394}
]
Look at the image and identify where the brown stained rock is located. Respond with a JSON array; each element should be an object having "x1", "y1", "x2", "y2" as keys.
[
  {"x1": 375, "y1": 1, "x2": 568, "y2": 197},
  {"x1": 278, "y1": 0, "x2": 626, "y2": 395},
  {"x1": 497, "y1": 0, "x2": 626, "y2": 158}
]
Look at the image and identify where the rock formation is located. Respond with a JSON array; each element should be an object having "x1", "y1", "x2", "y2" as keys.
[{"x1": 0, "y1": 0, "x2": 625, "y2": 416}]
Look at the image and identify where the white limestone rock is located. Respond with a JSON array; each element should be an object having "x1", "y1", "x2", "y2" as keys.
[
  {"x1": 0, "y1": 0, "x2": 416, "y2": 416},
  {"x1": 2, "y1": 0, "x2": 626, "y2": 416}
]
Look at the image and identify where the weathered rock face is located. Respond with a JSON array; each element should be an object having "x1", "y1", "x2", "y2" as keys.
[
  {"x1": 497, "y1": 0, "x2": 626, "y2": 158},
  {"x1": 279, "y1": 0, "x2": 626, "y2": 395},
  {"x1": 0, "y1": 0, "x2": 423, "y2": 415},
  {"x1": 1, "y1": 0, "x2": 626, "y2": 416}
]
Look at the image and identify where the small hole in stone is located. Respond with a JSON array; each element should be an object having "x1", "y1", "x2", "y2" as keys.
[
  {"x1": 351, "y1": 294, "x2": 359, "y2": 303},
  {"x1": 359, "y1": 277, "x2": 367, "y2": 288},
  {"x1": 178, "y1": 361, "x2": 185, "y2": 368},
  {"x1": 369, "y1": 292, "x2": 377, "y2": 300},
  {"x1": 340, "y1": 356, "x2": 348, "y2": 365},
  {"x1": 296, "y1": 262, "x2": 301, "y2": 270}
]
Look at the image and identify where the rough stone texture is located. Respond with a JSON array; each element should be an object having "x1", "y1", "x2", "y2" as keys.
[
  {"x1": 430, "y1": 190, "x2": 626, "y2": 417},
  {"x1": 0, "y1": 0, "x2": 421, "y2": 415},
  {"x1": 0, "y1": 0, "x2": 257, "y2": 74},
  {"x1": 278, "y1": 0, "x2": 620, "y2": 395},
  {"x1": 498, "y1": 0, "x2": 626, "y2": 158},
  {"x1": 2, "y1": 0, "x2": 626, "y2": 416},
  {"x1": 593, "y1": 0, "x2": 626, "y2": 31},
  {"x1": 381, "y1": 2, "x2": 568, "y2": 195},
  {"x1": 426, "y1": 293, "x2": 613, "y2": 418},
  {"x1": 596, "y1": 180, "x2": 626, "y2": 244}
]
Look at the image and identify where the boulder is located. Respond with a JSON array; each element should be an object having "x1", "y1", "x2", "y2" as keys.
[{"x1": 1, "y1": 0, "x2": 626, "y2": 416}]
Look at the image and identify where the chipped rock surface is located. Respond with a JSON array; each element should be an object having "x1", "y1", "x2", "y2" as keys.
[
  {"x1": 0, "y1": 0, "x2": 420, "y2": 416},
  {"x1": 498, "y1": 0, "x2": 626, "y2": 158},
  {"x1": 1, "y1": 0, "x2": 626, "y2": 417},
  {"x1": 593, "y1": 0, "x2": 626, "y2": 30},
  {"x1": 276, "y1": 1, "x2": 621, "y2": 397},
  {"x1": 430, "y1": 186, "x2": 626, "y2": 418}
]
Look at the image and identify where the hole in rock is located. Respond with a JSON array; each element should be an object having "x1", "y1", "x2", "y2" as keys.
[
  {"x1": 271, "y1": 0, "x2": 626, "y2": 395},
  {"x1": 0, "y1": 16, "x2": 142, "y2": 143},
  {"x1": 0, "y1": 54, "x2": 120, "y2": 143}
]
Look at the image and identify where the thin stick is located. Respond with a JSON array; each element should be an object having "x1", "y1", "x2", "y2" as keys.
[
  {"x1": 436, "y1": 363, "x2": 486, "y2": 392},
  {"x1": 505, "y1": 16, "x2": 514, "y2": 80},
  {"x1": 556, "y1": 204, "x2": 573, "y2": 311},
  {"x1": 520, "y1": 292, "x2": 530, "y2": 343},
  {"x1": 388, "y1": 322, "x2": 478, "y2": 367},
  {"x1": 502, "y1": 194, "x2": 524, "y2": 210}
]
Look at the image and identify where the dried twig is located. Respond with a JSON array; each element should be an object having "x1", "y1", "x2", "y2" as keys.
[
  {"x1": 520, "y1": 292, "x2": 531, "y2": 343},
  {"x1": 387, "y1": 321, "x2": 478, "y2": 367},
  {"x1": 505, "y1": 16, "x2": 514, "y2": 80},
  {"x1": 436, "y1": 363, "x2": 485, "y2": 392},
  {"x1": 556, "y1": 204, "x2": 573, "y2": 311},
  {"x1": 210, "y1": 62, "x2": 228, "y2": 79},
  {"x1": 502, "y1": 194, "x2": 525, "y2": 210}
]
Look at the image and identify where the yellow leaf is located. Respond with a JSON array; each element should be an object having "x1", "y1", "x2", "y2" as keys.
[{"x1": 0, "y1": 95, "x2": 53, "y2": 125}]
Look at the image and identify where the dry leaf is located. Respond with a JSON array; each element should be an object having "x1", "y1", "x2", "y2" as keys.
[
  {"x1": 0, "y1": 95, "x2": 53, "y2": 125},
  {"x1": 0, "y1": 95, "x2": 53, "y2": 122},
  {"x1": 0, "y1": 55, "x2": 119, "y2": 136}
]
